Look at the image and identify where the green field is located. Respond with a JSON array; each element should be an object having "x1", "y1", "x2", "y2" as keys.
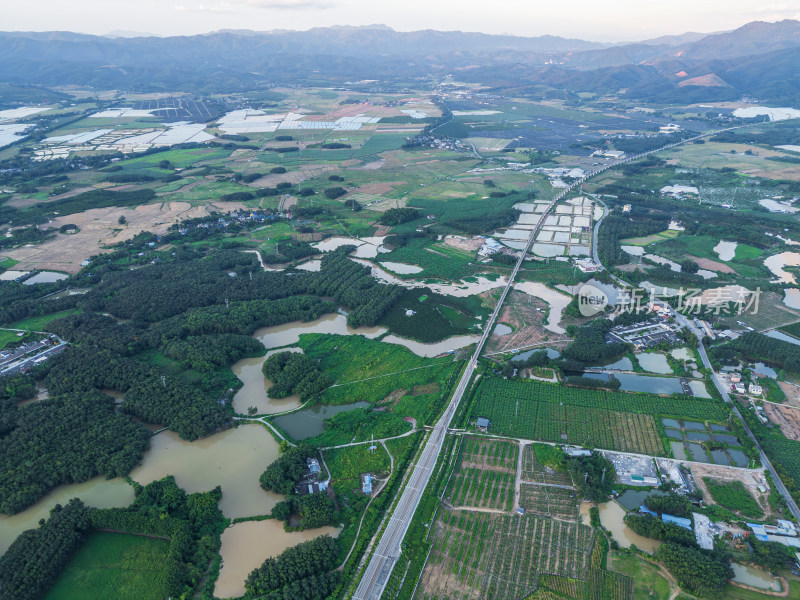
[
  {"x1": 608, "y1": 552, "x2": 674, "y2": 600},
  {"x1": 466, "y1": 377, "x2": 729, "y2": 454},
  {"x1": 9, "y1": 309, "x2": 80, "y2": 331},
  {"x1": 703, "y1": 478, "x2": 764, "y2": 518},
  {"x1": 298, "y1": 333, "x2": 461, "y2": 427},
  {"x1": 324, "y1": 443, "x2": 391, "y2": 481},
  {"x1": 44, "y1": 532, "x2": 170, "y2": 600}
]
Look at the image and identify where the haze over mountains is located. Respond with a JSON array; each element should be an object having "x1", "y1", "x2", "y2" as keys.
[{"x1": 0, "y1": 20, "x2": 799, "y2": 103}]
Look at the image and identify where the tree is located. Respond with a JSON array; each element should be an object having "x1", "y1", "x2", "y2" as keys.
[
  {"x1": 118, "y1": 215, "x2": 127, "y2": 225},
  {"x1": 567, "y1": 453, "x2": 615, "y2": 503},
  {"x1": 158, "y1": 159, "x2": 173, "y2": 169}
]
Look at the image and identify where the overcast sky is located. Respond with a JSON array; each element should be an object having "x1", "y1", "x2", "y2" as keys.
[{"x1": 4, "y1": 0, "x2": 800, "y2": 41}]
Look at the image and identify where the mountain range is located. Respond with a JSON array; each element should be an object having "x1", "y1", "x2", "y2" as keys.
[{"x1": 0, "y1": 20, "x2": 798, "y2": 103}]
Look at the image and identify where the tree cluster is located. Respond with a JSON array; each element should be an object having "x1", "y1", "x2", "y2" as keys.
[
  {"x1": 244, "y1": 535, "x2": 340, "y2": 599},
  {"x1": 0, "y1": 390, "x2": 150, "y2": 514},
  {"x1": 260, "y1": 445, "x2": 320, "y2": 496},
  {"x1": 263, "y1": 351, "x2": 331, "y2": 400},
  {"x1": 379, "y1": 207, "x2": 420, "y2": 226},
  {"x1": 656, "y1": 541, "x2": 732, "y2": 599},
  {"x1": 624, "y1": 513, "x2": 697, "y2": 546},
  {"x1": 567, "y1": 453, "x2": 615, "y2": 503}
]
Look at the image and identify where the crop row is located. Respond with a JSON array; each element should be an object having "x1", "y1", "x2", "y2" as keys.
[
  {"x1": 448, "y1": 466, "x2": 515, "y2": 512},
  {"x1": 470, "y1": 378, "x2": 727, "y2": 455},
  {"x1": 519, "y1": 484, "x2": 579, "y2": 521},
  {"x1": 521, "y1": 445, "x2": 573, "y2": 486},
  {"x1": 459, "y1": 437, "x2": 518, "y2": 472},
  {"x1": 418, "y1": 509, "x2": 594, "y2": 600}
]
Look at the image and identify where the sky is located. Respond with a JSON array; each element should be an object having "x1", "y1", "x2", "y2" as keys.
[{"x1": 3, "y1": 0, "x2": 800, "y2": 41}]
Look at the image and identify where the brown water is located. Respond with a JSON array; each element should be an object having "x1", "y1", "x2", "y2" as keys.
[
  {"x1": 231, "y1": 350, "x2": 303, "y2": 415},
  {"x1": 129, "y1": 424, "x2": 282, "y2": 519},
  {"x1": 0, "y1": 477, "x2": 134, "y2": 554},
  {"x1": 253, "y1": 313, "x2": 386, "y2": 348},
  {"x1": 381, "y1": 333, "x2": 480, "y2": 357},
  {"x1": 215, "y1": 520, "x2": 340, "y2": 598},
  {"x1": 513, "y1": 281, "x2": 572, "y2": 334},
  {"x1": 597, "y1": 500, "x2": 661, "y2": 554}
]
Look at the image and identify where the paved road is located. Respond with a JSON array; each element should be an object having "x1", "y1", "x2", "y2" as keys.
[
  {"x1": 352, "y1": 177, "x2": 579, "y2": 600},
  {"x1": 352, "y1": 122, "x2": 760, "y2": 600}
]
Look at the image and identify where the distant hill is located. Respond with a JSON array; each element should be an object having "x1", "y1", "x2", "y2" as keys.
[{"x1": 0, "y1": 21, "x2": 797, "y2": 103}]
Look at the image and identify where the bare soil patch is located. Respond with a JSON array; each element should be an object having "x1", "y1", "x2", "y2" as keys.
[
  {"x1": 443, "y1": 236, "x2": 483, "y2": 252},
  {"x1": 353, "y1": 181, "x2": 405, "y2": 195},
  {"x1": 686, "y1": 255, "x2": 737, "y2": 274},
  {"x1": 2, "y1": 201, "x2": 246, "y2": 273},
  {"x1": 763, "y1": 401, "x2": 800, "y2": 441},
  {"x1": 486, "y1": 290, "x2": 569, "y2": 353},
  {"x1": 778, "y1": 381, "x2": 800, "y2": 409}
]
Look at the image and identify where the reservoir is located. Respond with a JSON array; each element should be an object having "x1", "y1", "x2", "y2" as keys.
[{"x1": 129, "y1": 424, "x2": 283, "y2": 519}]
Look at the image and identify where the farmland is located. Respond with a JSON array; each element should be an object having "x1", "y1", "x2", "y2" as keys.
[
  {"x1": 519, "y1": 484, "x2": 578, "y2": 520},
  {"x1": 521, "y1": 444, "x2": 574, "y2": 487},
  {"x1": 446, "y1": 437, "x2": 518, "y2": 512},
  {"x1": 417, "y1": 510, "x2": 596, "y2": 600},
  {"x1": 43, "y1": 532, "x2": 170, "y2": 600},
  {"x1": 466, "y1": 378, "x2": 728, "y2": 454}
]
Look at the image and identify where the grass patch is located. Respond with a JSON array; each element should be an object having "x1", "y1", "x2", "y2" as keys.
[
  {"x1": 43, "y1": 532, "x2": 170, "y2": 600},
  {"x1": 0, "y1": 328, "x2": 30, "y2": 350},
  {"x1": 298, "y1": 334, "x2": 460, "y2": 427},
  {"x1": 703, "y1": 478, "x2": 764, "y2": 518},
  {"x1": 620, "y1": 229, "x2": 681, "y2": 246},
  {"x1": 735, "y1": 244, "x2": 764, "y2": 260},
  {"x1": 324, "y1": 444, "x2": 391, "y2": 481},
  {"x1": 0, "y1": 257, "x2": 19, "y2": 270},
  {"x1": 9, "y1": 309, "x2": 80, "y2": 332},
  {"x1": 609, "y1": 552, "x2": 673, "y2": 600}
]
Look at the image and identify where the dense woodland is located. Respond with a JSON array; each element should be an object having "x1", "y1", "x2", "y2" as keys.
[
  {"x1": 656, "y1": 541, "x2": 732, "y2": 599},
  {"x1": 624, "y1": 513, "x2": 697, "y2": 546},
  {"x1": 0, "y1": 390, "x2": 150, "y2": 514}
]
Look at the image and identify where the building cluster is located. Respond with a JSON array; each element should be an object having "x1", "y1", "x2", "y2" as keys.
[
  {"x1": 748, "y1": 520, "x2": 800, "y2": 548},
  {"x1": 296, "y1": 457, "x2": 327, "y2": 496},
  {"x1": 605, "y1": 320, "x2": 680, "y2": 350},
  {"x1": 0, "y1": 335, "x2": 66, "y2": 376},
  {"x1": 405, "y1": 133, "x2": 470, "y2": 153}
]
